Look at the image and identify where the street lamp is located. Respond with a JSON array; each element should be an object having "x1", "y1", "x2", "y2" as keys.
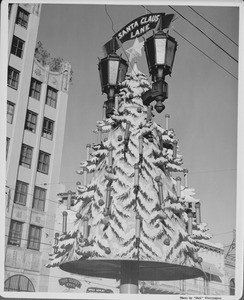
[
  {"x1": 142, "y1": 16, "x2": 177, "y2": 113},
  {"x1": 98, "y1": 39, "x2": 128, "y2": 117}
]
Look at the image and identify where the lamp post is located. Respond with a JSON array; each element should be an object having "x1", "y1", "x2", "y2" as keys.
[
  {"x1": 98, "y1": 38, "x2": 128, "y2": 118},
  {"x1": 142, "y1": 16, "x2": 177, "y2": 113},
  {"x1": 58, "y1": 14, "x2": 204, "y2": 295}
]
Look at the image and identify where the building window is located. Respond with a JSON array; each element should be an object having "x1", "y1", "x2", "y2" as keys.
[
  {"x1": 27, "y1": 225, "x2": 41, "y2": 251},
  {"x1": 14, "y1": 180, "x2": 28, "y2": 205},
  {"x1": 20, "y1": 144, "x2": 33, "y2": 168},
  {"x1": 16, "y1": 7, "x2": 29, "y2": 29},
  {"x1": 29, "y1": 78, "x2": 41, "y2": 100},
  {"x1": 25, "y1": 110, "x2": 37, "y2": 133},
  {"x1": 32, "y1": 186, "x2": 46, "y2": 211},
  {"x1": 230, "y1": 278, "x2": 235, "y2": 295},
  {"x1": 8, "y1": 67, "x2": 20, "y2": 90},
  {"x1": 8, "y1": 4, "x2": 13, "y2": 19},
  {"x1": 42, "y1": 118, "x2": 54, "y2": 140},
  {"x1": 6, "y1": 138, "x2": 10, "y2": 159},
  {"x1": 46, "y1": 86, "x2": 57, "y2": 108},
  {"x1": 11, "y1": 36, "x2": 25, "y2": 58},
  {"x1": 7, "y1": 101, "x2": 15, "y2": 124},
  {"x1": 8, "y1": 220, "x2": 23, "y2": 247},
  {"x1": 37, "y1": 151, "x2": 50, "y2": 174},
  {"x1": 4, "y1": 275, "x2": 35, "y2": 292}
]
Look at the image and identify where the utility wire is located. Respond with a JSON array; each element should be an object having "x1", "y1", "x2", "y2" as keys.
[
  {"x1": 169, "y1": 6, "x2": 238, "y2": 63},
  {"x1": 39, "y1": 180, "x2": 77, "y2": 186},
  {"x1": 141, "y1": 5, "x2": 152, "y2": 14},
  {"x1": 5, "y1": 166, "x2": 237, "y2": 210},
  {"x1": 5, "y1": 207, "x2": 236, "y2": 249},
  {"x1": 173, "y1": 29, "x2": 238, "y2": 80},
  {"x1": 140, "y1": 5, "x2": 237, "y2": 80},
  {"x1": 6, "y1": 185, "x2": 67, "y2": 206},
  {"x1": 224, "y1": 244, "x2": 235, "y2": 248},
  {"x1": 5, "y1": 234, "x2": 55, "y2": 248},
  {"x1": 5, "y1": 210, "x2": 77, "y2": 233},
  {"x1": 188, "y1": 6, "x2": 238, "y2": 47},
  {"x1": 105, "y1": 5, "x2": 237, "y2": 80},
  {"x1": 190, "y1": 168, "x2": 236, "y2": 174},
  {"x1": 212, "y1": 231, "x2": 233, "y2": 237},
  {"x1": 104, "y1": 5, "x2": 145, "y2": 80},
  {"x1": 104, "y1": 5, "x2": 116, "y2": 34}
]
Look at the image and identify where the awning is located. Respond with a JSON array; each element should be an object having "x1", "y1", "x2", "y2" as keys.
[
  {"x1": 201, "y1": 262, "x2": 223, "y2": 282},
  {"x1": 141, "y1": 285, "x2": 180, "y2": 294}
]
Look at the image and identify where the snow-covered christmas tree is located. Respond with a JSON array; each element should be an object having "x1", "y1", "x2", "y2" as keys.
[{"x1": 47, "y1": 62, "x2": 211, "y2": 292}]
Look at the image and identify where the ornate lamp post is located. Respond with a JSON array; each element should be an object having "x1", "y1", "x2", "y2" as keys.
[
  {"x1": 98, "y1": 39, "x2": 128, "y2": 117},
  {"x1": 142, "y1": 16, "x2": 177, "y2": 113}
]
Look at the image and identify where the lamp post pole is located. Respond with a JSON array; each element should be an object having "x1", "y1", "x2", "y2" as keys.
[
  {"x1": 97, "y1": 15, "x2": 177, "y2": 294},
  {"x1": 120, "y1": 261, "x2": 139, "y2": 294}
]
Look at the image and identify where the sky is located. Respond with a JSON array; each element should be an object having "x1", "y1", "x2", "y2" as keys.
[{"x1": 36, "y1": 2, "x2": 240, "y2": 248}]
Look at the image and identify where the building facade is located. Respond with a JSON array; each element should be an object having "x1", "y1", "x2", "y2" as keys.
[
  {"x1": 5, "y1": 3, "x2": 71, "y2": 292},
  {"x1": 141, "y1": 240, "x2": 235, "y2": 295}
]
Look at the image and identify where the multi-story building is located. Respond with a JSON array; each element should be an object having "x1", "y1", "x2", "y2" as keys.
[
  {"x1": 5, "y1": 3, "x2": 71, "y2": 292},
  {"x1": 223, "y1": 231, "x2": 236, "y2": 295},
  {"x1": 141, "y1": 239, "x2": 235, "y2": 295}
]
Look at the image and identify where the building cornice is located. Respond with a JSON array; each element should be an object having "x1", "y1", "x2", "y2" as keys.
[{"x1": 196, "y1": 241, "x2": 224, "y2": 254}]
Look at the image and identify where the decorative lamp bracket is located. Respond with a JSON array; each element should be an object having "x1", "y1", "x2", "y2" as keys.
[{"x1": 142, "y1": 80, "x2": 168, "y2": 113}]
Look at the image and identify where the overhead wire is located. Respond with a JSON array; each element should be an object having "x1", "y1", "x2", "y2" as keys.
[
  {"x1": 104, "y1": 5, "x2": 116, "y2": 34},
  {"x1": 5, "y1": 164, "x2": 237, "y2": 214},
  {"x1": 188, "y1": 6, "x2": 238, "y2": 47},
  {"x1": 104, "y1": 5, "x2": 141, "y2": 80},
  {"x1": 39, "y1": 180, "x2": 77, "y2": 186},
  {"x1": 4, "y1": 228, "x2": 235, "y2": 263},
  {"x1": 5, "y1": 211, "x2": 77, "y2": 234},
  {"x1": 5, "y1": 190, "x2": 236, "y2": 251},
  {"x1": 168, "y1": 5, "x2": 238, "y2": 63},
  {"x1": 5, "y1": 162, "x2": 237, "y2": 210},
  {"x1": 140, "y1": 5, "x2": 237, "y2": 80},
  {"x1": 104, "y1": 5, "x2": 239, "y2": 81},
  {"x1": 5, "y1": 233, "x2": 55, "y2": 248},
  {"x1": 224, "y1": 244, "x2": 235, "y2": 248},
  {"x1": 6, "y1": 173, "x2": 236, "y2": 253},
  {"x1": 5, "y1": 209, "x2": 81, "y2": 248},
  {"x1": 212, "y1": 231, "x2": 234, "y2": 237},
  {"x1": 141, "y1": 5, "x2": 151, "y2": 14},
  {"x1": 190, "y1": 168, "x2": 236, "y2": 175},
  {"x1": 173, "y1": 29, "x2": 238, "y2": 80},
  {"x1": 6, "y1": 183, "x2": 237, "y2": 236},
  {"x1": 6, "y1": 185, "x2": 68, "y2": 206}
]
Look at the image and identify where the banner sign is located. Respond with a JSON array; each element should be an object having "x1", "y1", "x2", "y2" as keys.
[
  {"x1": 86, "y1": 287, "x2": 113, "y2": 293},
  {"x1": 114, "y1": 13, "x2": 174, "y2": 43},
  {"x1": 59, "y1": 278, "x2": 81, "y2": 289},
  {"x1": 114, "y1": 13, "x2": 162, "y2": 44},
  {"x1": 103, "y1": 13, "x2": 174, "y2": 55}
]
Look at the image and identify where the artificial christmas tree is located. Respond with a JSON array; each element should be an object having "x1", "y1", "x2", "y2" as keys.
[{"x1": 47, "y1": 63, "x2": 211, "y2": 293}]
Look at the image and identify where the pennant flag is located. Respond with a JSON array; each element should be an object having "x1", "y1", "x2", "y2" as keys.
[{"x1": 102, "y1": 37, "x2": 121, "y2": 56}]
